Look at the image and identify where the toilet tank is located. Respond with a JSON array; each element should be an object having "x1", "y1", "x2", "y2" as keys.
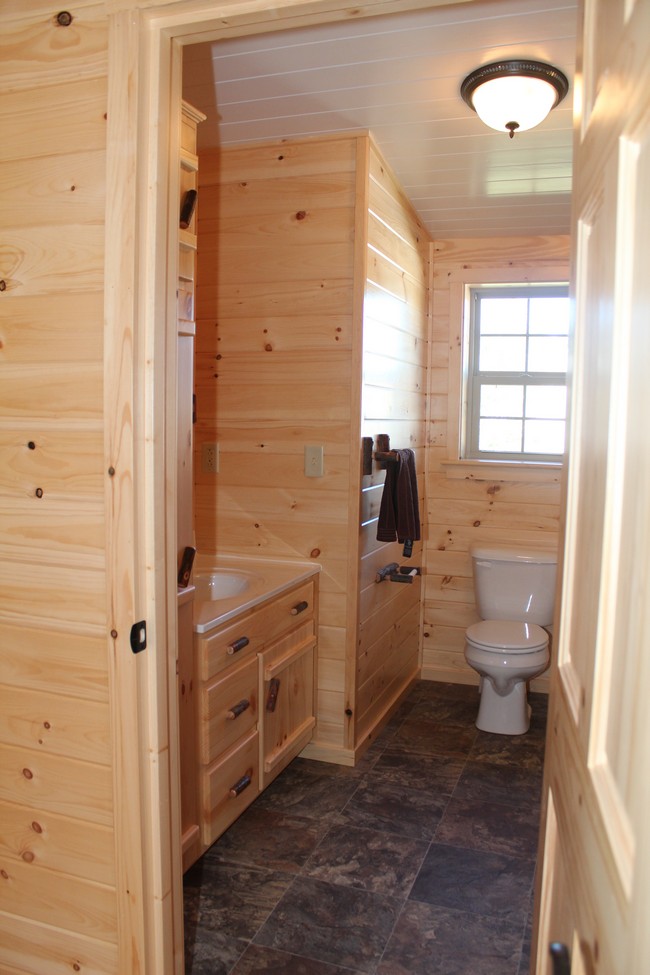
[{"x1": 471, "y1": 546, "x2": 557, "y2": 625}]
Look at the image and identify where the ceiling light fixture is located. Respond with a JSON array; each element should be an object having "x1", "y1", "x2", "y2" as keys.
[{"x1": 460, "y1": 60, "x2": 569, "y2": 139}]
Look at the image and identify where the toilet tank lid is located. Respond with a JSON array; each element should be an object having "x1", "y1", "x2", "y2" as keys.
[{"x1": 471, "y1": 545, "x2": 557, "y2": 564}]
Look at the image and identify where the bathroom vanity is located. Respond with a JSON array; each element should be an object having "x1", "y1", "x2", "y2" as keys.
[{"x1": 181, "y1": 558, "x2": 319, "y2": 870}]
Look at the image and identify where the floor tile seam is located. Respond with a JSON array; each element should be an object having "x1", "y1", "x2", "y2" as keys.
[
  {"x1": 195, "y1": 853, "x2": 299, "y2": 883},
  {"x1": 430, "y1": 831, "x2": 541, "y2": 863},
  {"x1": 353, "y1": 768, "x2": 461, "y2": 804},
  {"x1": 225, "y1": 938, "x2": 252, "y2": 975},
  {"x1": 404, "y1": 889, "x2": 532, "y2": 928}
]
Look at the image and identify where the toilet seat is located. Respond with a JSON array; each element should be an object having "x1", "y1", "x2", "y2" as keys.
[{"x1": 466, "y1": 620, "x2": 548, "y2": 655}]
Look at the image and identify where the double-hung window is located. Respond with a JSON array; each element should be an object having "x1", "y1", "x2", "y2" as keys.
[{"x1": 464, "y1": 284, "x2": 569, "y2": 463}]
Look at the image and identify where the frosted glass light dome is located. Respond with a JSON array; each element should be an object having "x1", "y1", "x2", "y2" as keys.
[{"x1": 461, "y1": 60, "x2": 569, "y2": 138}]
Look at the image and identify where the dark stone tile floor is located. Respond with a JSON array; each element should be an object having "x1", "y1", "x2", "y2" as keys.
[{"x1": 184, "y1": 680, "x2": 547, "y2": 975}]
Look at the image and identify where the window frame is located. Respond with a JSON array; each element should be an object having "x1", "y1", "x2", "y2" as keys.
[
  {"x1": 442, "y1": 265, "x2": 570, "y2": 477},
  {"x1": 465, "y1": 283, "x2": 570, "y2": 463}
]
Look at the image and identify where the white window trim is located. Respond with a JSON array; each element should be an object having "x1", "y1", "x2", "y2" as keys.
[{"x1": 444, "y1": 265, "x2": 570, "y2": 479}]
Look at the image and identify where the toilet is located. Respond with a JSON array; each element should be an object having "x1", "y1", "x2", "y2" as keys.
[{"x1": 464, "y1": 546, "x2": 556, "y2": 735}]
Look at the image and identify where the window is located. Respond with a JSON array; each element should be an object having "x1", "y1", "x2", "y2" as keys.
[{"x1": 464, "y1": 284, "x2": 569, "y2": 463}]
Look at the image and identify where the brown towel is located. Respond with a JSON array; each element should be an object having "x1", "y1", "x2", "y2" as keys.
[{"x1": 376, "y1": 448, "x2": 420, "y2": 545}]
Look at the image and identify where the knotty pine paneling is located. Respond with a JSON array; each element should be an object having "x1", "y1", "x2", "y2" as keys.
[
  {"x1": 356, "y1": 141, "x2": 428, "y2": 747},
  {"x1": 194, "y1": 135, "x2": 361, "y2": 756},
  {"x1": 0, "y1": 5, "x2": 119, "y2": 972},
  {"x1": 423, "y1": 235, "x2": 569, "y2": 690}
]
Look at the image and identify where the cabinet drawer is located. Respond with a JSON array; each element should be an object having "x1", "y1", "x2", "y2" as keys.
[
  {"x1": 199, "y1": 579, "x2": 315, "y2": 681},
  {"x1": 201, "y1": 655, "x2": 258, "y2": 765},
  {"x1": 201, "y1": 727, "x2": 259, "y2": 847}
]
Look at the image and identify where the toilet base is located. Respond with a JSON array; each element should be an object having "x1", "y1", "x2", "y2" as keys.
[{"x1": 476, "y1": 677, "x2": 531, "y2": 735}]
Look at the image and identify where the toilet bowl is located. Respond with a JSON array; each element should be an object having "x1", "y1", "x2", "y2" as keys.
[
  {"x1": 465, "y1": 620, "x2": 550, "y2": 734},
  {"x1": 464, "y1": 546, "x2": 556, "y2": 735}
]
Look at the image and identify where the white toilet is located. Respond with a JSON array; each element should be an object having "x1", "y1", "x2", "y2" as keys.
[{"x1": 464, "y1": 546, "x2": 556, "y2": 735}]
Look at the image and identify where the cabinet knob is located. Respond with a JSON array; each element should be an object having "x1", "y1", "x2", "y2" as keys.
[
  {"x1": 227, "y1": 636, "x2": 250, "y2": 655},
  {"x1": 228, "y1": 770, "x2": 253, "y2": 798},
  {"x1": 266, "y1": 677, "x2": 280, "y2": 712},
  {"x1": 290, "y1": 600, "x2": 309, "y2": 616},
  {"x1": 226, "y1": 699, "x2": 250, "y2": 720},
  {"x1": 549, "y1": 943, "x2": 571, "y2": 975}
]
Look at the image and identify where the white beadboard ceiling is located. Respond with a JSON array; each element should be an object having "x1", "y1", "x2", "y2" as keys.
[{"x1": 182, "y1": 0, "x2": 577, "y2": 239}]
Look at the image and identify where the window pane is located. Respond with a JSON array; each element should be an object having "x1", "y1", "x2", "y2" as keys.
[
  {"x1": 526, "y1": 385, "x2": 567, "y2": 419},
  {"x1": 480, "y1": 384, "x2": 524, "y2": 418},
  {"x1": 529, "y1": 297, "x2": 570, "y2": 334},
  {"x1": 479, "y1": 336, "x2": 526, "y2": 371},
  {"x1": 479, "y1": 418, "x2": 522, "y2": 453},
  {"x1": 480, "y1": 297, "x2": 528, "y2": 334},
  {"x1": 524, "y1": 419, "x2": 565, "y2": 454},
  {"x1": 528, "y1": 336, "x2": 568, "y2": 372}
]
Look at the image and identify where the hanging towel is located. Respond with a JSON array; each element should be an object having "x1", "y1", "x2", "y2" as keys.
[{"x1": 376, "y1": 448, "x2": 421, "y2": 550}]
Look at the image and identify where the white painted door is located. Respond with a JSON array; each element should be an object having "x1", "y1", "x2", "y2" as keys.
[{"x1": 534, "y1": 0, "x2": 650, "y2": 972}]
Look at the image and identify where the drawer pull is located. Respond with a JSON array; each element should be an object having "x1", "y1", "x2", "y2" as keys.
[
  {"x1": 290, "y1": 600, "x2": 309, "y2": 616},
  {"x1": 227, "y1": 636, "x2": 250, "y2": 655},
  {"x1": 226, "y1": 699, "x2": 250, "y2": 720},
  {"x1": 266, "y1": 677, "x2": 281, "y2": 712},
  {"x1": 228, "y1": 770, "x2": 253, "y2": 798}
]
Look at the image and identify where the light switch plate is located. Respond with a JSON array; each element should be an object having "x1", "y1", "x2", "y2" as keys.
[{"x1": 304, "y1": 444, "x2": 324, "y2": 477}]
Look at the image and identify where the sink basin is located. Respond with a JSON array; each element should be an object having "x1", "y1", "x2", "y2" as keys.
[{"x1": 194, "y1": 569, "x2": 255, "y2": 601}]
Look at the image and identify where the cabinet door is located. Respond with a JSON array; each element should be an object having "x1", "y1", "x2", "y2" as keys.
[{"x1": 259, "y1": 619, "x2": 316, "y2": 789}]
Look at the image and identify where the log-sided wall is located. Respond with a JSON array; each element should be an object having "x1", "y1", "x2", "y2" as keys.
[
  {"x1": 423, "y1": 235, "x2": 570, "y2": 690},
  {"x1": 356, "y1": 142, "x2": 428, "y2": 746},
  {"x1": 193, "y1": 133, "x2": 429, "y2": 762},
  {"x1": 0, "y1": 3, "x2": 119, "y2": 971},
  {"x1": 0, "y1": 1, "x2": 570, "y2": 967},
  {"x1": 194, "y1": 135, "x2": 363, "y2": 758}
]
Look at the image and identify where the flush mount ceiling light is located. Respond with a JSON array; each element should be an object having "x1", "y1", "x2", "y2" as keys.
[{"x1": 460, "y1": 60, "x2": 569, "y2": 139}]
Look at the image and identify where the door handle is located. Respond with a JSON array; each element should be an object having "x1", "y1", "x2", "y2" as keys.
[{"x1": 549, "y1": 942, "x2": 571, "y2": 975}]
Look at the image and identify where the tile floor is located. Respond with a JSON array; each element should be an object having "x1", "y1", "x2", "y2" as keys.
[{"x1": 183, "y1": 680, "x2": 547, "y2": 975}]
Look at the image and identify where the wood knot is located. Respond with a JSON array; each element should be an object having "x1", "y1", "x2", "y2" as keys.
[
  {"x1": 55, "y1": 10, "x2": 73, "y2": 26},
  {"x1": 264, "y1": 343, "x2": 273, "y2": 352},
  {"x1": 310, "y1": 548, "x2": 321, "y2": 558},
  {"x1": 22, "y1": 768, "x2": 33, "y2": 780},
  {"x1": 473, "y1": 520, "x2": 481, "y2": 527},
  {"x1": 31, "y1": 821, "x2": 43, "y2": 833},
  {"x1": 22, "y1": 851, "x2": 35, "y2": 863},
  {"x1": 295, "y1": 210, "x2": 307, "y2": 220}
]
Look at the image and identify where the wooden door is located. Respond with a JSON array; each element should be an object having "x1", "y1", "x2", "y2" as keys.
[{"x1": 534, "y1": 1, "x2": 650, "y2": 972}]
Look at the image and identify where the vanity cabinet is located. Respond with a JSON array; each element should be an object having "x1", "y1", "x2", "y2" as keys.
[{"x1": 194, "y1": 576, "x2": 318, "y2": 856}]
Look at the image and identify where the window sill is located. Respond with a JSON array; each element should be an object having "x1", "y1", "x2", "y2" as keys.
[{"x1": 440, "y1": 459, "x2": 563, "y2": 482}]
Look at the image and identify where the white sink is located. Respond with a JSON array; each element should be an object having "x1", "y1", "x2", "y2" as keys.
[{"x1": 193, "y1": 569, "x2": 255, "y2": 601}]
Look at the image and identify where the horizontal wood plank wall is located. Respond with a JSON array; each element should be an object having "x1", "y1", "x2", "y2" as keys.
[
  {"x1": 424, "y1": 236, "x2": 570, "y2": 692},
  {"x1": 0, "y1": 3, "x2": 119, "y2": 974},
  {"x1": 356, "y1": 141, "x2": 429, "y2": 748},
  {"x1": 194, "y1": 135, "x2": 361, "y2": 758}
]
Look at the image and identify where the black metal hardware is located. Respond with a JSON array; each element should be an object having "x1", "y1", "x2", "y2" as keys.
[
  {"x1": 130, "y1": 620, "x2": 147, "y2": 654},
  {"x1": 549, "y1": 942, "x2": 571, "y2": 975},
  {"x1": 290, "y1": 600, "x2": 309, "y2": 616},
  {"x1": 227, "y1": 636, "x2": 250, "y2": 655}
]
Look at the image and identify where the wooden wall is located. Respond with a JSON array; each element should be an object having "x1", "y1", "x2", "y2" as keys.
[
  {"x1": 356, "y1": 142, "x2": 428, "y2": 747},
  {"x1": 423, "y1": 235, "x2": 570, "y2": 691},
  {"x1": 194, "y1": 135, "x2": 364, "y2": 757},
  {"x1": 0, "y1": 2, "x2": 120, "y2": 971}
]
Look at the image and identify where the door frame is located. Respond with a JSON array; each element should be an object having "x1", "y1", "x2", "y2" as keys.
[{"x1": 104, "y1": 1, "x2": 505, "y2": 970}]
